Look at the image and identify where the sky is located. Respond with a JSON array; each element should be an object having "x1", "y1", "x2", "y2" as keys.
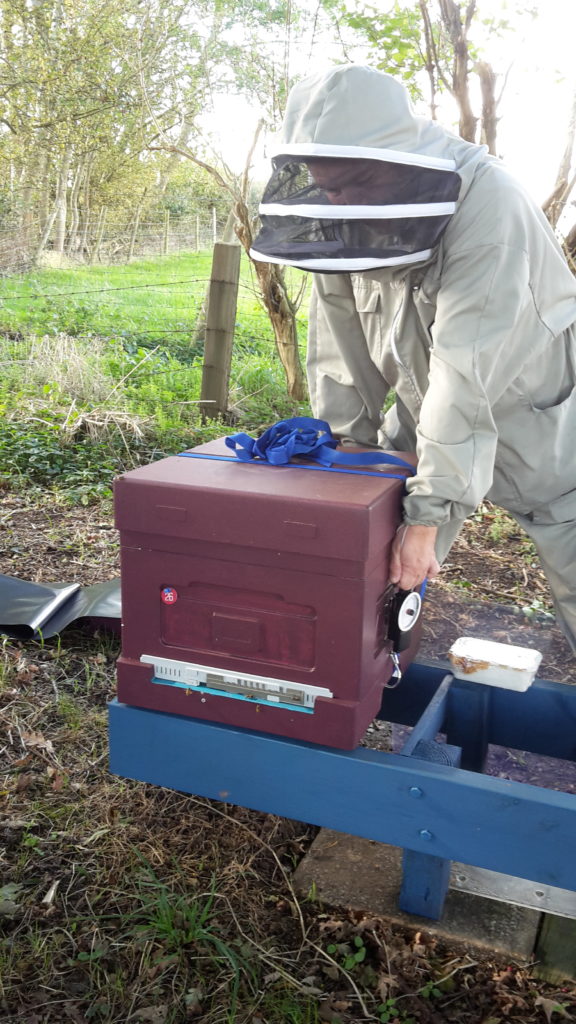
[
  {"x1": 478, "y1": 0, "x2": 576, "y2": 201},
  {"x1": 203, "y1": 1, "x2": 576, "y2": 208}
]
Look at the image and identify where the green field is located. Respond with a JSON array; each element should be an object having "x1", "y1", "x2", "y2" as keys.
[
  {"x1": 0, "y1": 251, "x2": 311, "y2": 502},
  {"x1": 0, "y1": 251, "x2": 298, "y2": 348}
]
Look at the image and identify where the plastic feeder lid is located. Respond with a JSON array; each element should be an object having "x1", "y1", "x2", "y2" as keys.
[{"x1": 448, "y1": 636, "x2": 542, "y2": 691}]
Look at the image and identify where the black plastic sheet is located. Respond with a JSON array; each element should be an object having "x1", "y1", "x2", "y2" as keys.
[{"x1": 0, "y1": 574, "x2": 121, "y2": 639}]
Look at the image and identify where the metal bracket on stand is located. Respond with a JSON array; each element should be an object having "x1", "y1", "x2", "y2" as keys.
[{"x1": 108, "y1": 660, "x2": 576, "y2": 923}]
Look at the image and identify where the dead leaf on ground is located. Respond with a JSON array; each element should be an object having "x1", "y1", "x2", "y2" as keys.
[
  {"x1": 183, "y1": 987, "x2": 203, "y2": 1015},
  {"x1": 22, "y1": 730, "x2": 54, "y2": 754},
  {"x1": 131, "y1": 1007, "x2": 169, "y2": 1023},
  {"x1": 535, "y1": 996, "x2": 573, "y2": 1022},
  {"x1": 15, "y1": 772, "x2": 35, "y2": 792},
  {"x1": 41, "y1": 879, "x2": 60, "y2": 906},
  {"x1": 0, "y1": 882, "x2": 23, "y2": 917}
]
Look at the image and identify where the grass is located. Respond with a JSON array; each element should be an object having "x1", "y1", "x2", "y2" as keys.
[
  {"x1": 0, "y1": 251, "x2": 308, "y2": 355},
  {"x1": 0, "y1": 252, "x2": 215, "y2": 349},
  {"x1": 0, "y1": 628, "x2": 331, "y2": 1022},
  {"x1": 0, "y1": 251, "x2": 311, "y2": 502},
  {"x1": 3, "y1": 615, "x2": 563, "y2": 1023}
]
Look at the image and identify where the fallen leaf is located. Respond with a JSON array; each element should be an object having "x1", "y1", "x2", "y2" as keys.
[
  {"x1": 535, "y1": 996, "x2": 572, "y2": 1023},
  {"x1": 42, "y1": 879, "x2": 60, "y2": 906},
  {"x1": 0, "y1": 882, "x2": 22, "y2": 918},
  {"x1": 81, "y1": 826, "x2": 112, "y2": 846},
  {"x1": 301, "y1": 984, "x2": 325, "y2": 997},
  {"x1": 22, "y1": 731, "x2": 54, "y2": 755},
  {"x1": 12, "y1": 755, "x2": 32, "y2": 767},
  {"x1": 62, "y1": 1000, "x2": 86, "y2": 1022},
  {"x1": 183, "y1": 987, "x2": 203, "y2": 1015},
  {"x1": 320, "y1": 962, "x2": 339, "y2": 981},
  {"x1": 131, "y1": 1006, "x2": 169, "y2": 1023},
  {"x1": 15, "y1": 772, "x2": 35, "y2": 792}
]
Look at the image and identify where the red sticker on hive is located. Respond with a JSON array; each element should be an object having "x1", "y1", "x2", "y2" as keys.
[{"x1": 161, "y1": 587, "x2": 178, "y2": 605}]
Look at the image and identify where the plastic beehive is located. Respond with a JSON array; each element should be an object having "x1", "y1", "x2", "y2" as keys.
[{"x1": 114, "y1": 437, "x2": 420, "y2": 748}]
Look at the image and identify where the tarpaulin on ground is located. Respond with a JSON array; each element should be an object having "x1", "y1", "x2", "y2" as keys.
[{"x1": 0, "y1": 574, "x2": 121, "y2": 639}]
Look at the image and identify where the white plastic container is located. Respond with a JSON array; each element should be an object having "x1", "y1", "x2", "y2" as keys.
[{"x1": 448, "y1": 636, "x2": 542, "y2": 691}]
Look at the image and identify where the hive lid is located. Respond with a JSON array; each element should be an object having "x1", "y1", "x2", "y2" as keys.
[{"x1": 115, "y1": 437, "x2": 415, "y2": 565}]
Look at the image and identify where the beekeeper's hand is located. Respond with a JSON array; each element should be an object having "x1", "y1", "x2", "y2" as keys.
[{"x1": 389, "y1": 524, "x2": 440, "y2": 591}]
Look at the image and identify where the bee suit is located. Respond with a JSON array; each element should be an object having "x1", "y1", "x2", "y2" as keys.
[{"x1": 251, "y1": 65, "x2": 576, "y2": 651}]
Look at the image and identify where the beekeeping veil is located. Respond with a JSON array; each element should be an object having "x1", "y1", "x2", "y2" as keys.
[{"x1": 250, "y1": 65, "x2": 464, "y2": 272}]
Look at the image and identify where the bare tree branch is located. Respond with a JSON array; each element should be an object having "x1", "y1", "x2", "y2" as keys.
[
  {"x1": 542, "y1": 88, "x2": 576, "y2": 228},
  {"x1": 148, "y1": 144, "x2": 233, "y2": 197}
]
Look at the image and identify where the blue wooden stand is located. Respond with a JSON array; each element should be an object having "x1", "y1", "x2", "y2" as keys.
[{"x1": 108, "y1": 659, "x2": 576, "y2": 921}]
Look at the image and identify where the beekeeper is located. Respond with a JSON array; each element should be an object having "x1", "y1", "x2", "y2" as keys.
[{"x1": 250, "y1": 64, "x2": 576, "y2": 651}]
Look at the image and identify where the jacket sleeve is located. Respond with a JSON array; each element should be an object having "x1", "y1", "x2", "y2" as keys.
[
  {"x1": 403, "y1": 240, "x2": 539, "y2": 526},
  {"x1": 307, "y1": 273, "x2": 391, "y2": 445}
]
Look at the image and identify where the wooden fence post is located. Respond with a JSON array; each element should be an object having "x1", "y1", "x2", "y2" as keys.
[
  {"x1": 200, "y1": 242, "x2": 241, "y2": 420},
  {"x1": 163, "y1": 210, "x2": 170, "y2": 255}
]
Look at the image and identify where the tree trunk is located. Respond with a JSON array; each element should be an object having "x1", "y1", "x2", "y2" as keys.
[
  {"x1": 418, "y1": 0, "x2": 439, "y2": 119},
  {"x1": 253, "y1": 261, "x2": 306, "y2": 400},
  {"x1": 542, "y1": 90, "x2": 576, "y2": 229},
  {"x1": 53, "y1": 146, "x2": 72, "y2": 253},
  {"x1": 475, "y1": 60, "x2": 498, "y2": 155},
  {"x1": 233, "y1": 198, "x2": 306, "y2": 401},
  {"x1": 90, "y1": 206, "x2": 107, "y2": 264},
  {"x1": 79, "y1": 154, "x2": 94, "y2": 254},
  {"x1": 66, "y1": 159, "x2": 85, "y2": 255},
  {"x1": 157, "y1": 118, "x2": 195, "y2": 197},
  {"x1": 37, "y1": 149, "x2": 51, "y2": 232},
  {"x1": 438, "y1": 0, "x2": 478, "y2": 142},
  {"x1": 35, "y1": 197, "x2": 62, "y2": 263},
  {"x1": 564, "y1": 221, "x2": 576, "y2": 266}
]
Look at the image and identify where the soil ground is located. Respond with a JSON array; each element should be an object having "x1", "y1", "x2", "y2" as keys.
[{"x1": 1, "y1": 490, "x2": 576, "y2": 1023}]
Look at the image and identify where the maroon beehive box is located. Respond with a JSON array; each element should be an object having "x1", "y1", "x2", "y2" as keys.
[{"x1": 114, "y1": 437, "x2": 420, "y2": 749}]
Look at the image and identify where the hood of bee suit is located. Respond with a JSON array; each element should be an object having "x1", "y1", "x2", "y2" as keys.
[{"x1": 250, "y1": 64, "x2": 489, "y2": 273}]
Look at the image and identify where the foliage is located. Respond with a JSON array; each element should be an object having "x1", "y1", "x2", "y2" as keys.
[
  {"x1": 333, "y1": 1, "x2": 425, "y2": 98},
  {"x1": 326, "y1": 0, "x2": 537, "y2": 148},
  {"x1": 0, "y1": 420, "x2": 118, "y2": 503},
  {"x1": 0, "y1": 252, "x2": 214, "y2": 347},
  {"x1": 0, "y1": 0, "x2": 296, "y2": 263},
  {"x1": 155, "y1": 163, "x2": 231, "y2": 221},
  {"x1": 0, "y1": 252, "x2": 311, "y2": 502},
  {"x1": 378, "y1": 997, "x2": 416, "y2": 1023},
  {"x1": 326, "y1": 935, "x2": 367, "y2": 972}
]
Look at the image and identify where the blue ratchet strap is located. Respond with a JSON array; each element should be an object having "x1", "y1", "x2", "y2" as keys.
[
  {"x1": 177, "y1": 417, "x2": 415, "y2": 482},
  {"x1": 177, "y1": 416, "x2": 427, "y2": 600}
]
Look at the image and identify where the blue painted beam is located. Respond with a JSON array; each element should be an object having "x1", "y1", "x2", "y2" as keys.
[
  {"x1": 399, "y1": 673, "x2": 452, "y2": 756},
  {"x1": 380, "y1": 660, "x2": 576, "y2": 763},
  {"x1": 445, "y1": 682, "x2": 490, "y2": 772},
  {"x1": 399, "y1": 739, "x2": 461, "y2": 919},
  {"x1": 400, "y1": 850, "x2": 452, "y2": 919},
  {"x1": 109, "y1": 699, "x2": 576, "y2": 892}
]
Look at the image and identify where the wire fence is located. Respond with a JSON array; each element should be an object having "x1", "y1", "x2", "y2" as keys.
[
  {"x1": 0, "y1": 203, "x2": 230, "y2": 277},
  {"x1": 0, "y1": 193, "x2": 311, "y2": 434},
  {"x1": 0, "y1": 241, "x2": 310, "y2": 371}
]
